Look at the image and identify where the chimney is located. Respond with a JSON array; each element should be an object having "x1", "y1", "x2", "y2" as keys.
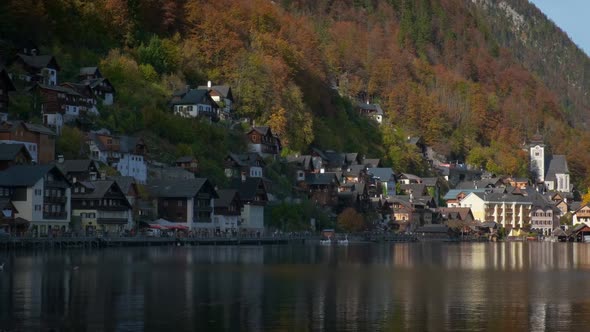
[
  {"x1": 207, "y1": 80, "x2": 212, "y2": 88},
  {"x1": 57, "y1": 155, "x2": 64, "y2": 163}
]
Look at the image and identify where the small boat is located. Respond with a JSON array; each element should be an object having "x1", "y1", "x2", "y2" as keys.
[{"x1": 337, "y1": 235, "x2": 349, "y2": 246}]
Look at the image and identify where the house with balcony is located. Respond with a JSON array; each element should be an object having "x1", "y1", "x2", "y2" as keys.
[
  {"x1": 0, "y1": 165, "x2": 71, "y2": 236},
  {"x1": 298, "y1": 173, "x2": 340, "y2": 207},
  {"x1": 213, "y1": 189, "x2": 242, "y2": 232},
  {"x1": 12, "y1": 52, "x2": 60, "y2": 86},
  {"x1": 357, "y1": 102, "x2": 384, "y2": 124},
  {"x1": 229, "y1": 177, "x2": 269, "y2": 233},
  {"x1": 198, "y1": 81, "x2": 234, "y2": 120},
  {"x1": 71, "y1": 180, "x2": 132, "y2": 234},
  {"x1": 171, "y1": 88, "x2": 218, "y2": 120},
  {"x1": 79, "y1": 67, "x2": 116, "y2": 106},
  {"x1": 0, "y1": 121, "x2": 55, "y2": 164},
  {"x1": 0, "y1": 144, "x2": 33, "y2": 170},
  {"x1": 224, "y1": 153, "x2": 265, "y2": 179},
  {"x1": 87, "y1": 131, "x2": 147, "y2": 183},
  {"x1": 148, "y1": 178, "x2": 218, "y2": 230},
  {"x1": 460, "y1": 192, "x2": 532, "y2": 230},
  {"x1": 246, "y1": 126, "x2": 281, "y2": 158},
  {"x1": 54, "y1": 158, "x2": 100, "y2": 182}
]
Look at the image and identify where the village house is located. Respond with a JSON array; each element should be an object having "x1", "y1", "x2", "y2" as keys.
[
  {"x1": 171, "y1": 88, "x2": 218, "y2": 120},
  {"x1": 109, "y1": 176, "x2": 141, "y2": 221},
  {"x1": 286, "y1": 154, "x2": 323, "y2": 175},
  {"x1": 60, "y1": 82, "x2": 99, "y2": 115},
  {"x1": 338, "y1": 181, "x2": 370, "y2": 212},
  {"x1": 175, "y1": 156, "x2": 199, "y2": 174},
  {"x1": 357, "y1": 102, "x2": 384, "y2": 124},
  {"x1": 443, "y1": 189, "x2": 487, "y2": 207},
  {"x1": 87, "y1": 131, "x2": 147, "y2": 183},
  {"x1": 198, "y1": 81, "x2": 234, "y2": 120},
  {"x1": 0, "y1": 66, "x2": 16, "y2": 117},
  {"x1": 0, "y1": 197, "x2": 20, "y2": 234},
  {"x1": 0, "y1": 165, "x2": 71, "y2": 236},
  {"x1": 300, "y1": 173, "x2": 340, "y2": 207},
  {"x1": 0, "y1": 121, "x2": 55, "y2": 164},
  {"x1": 0, "y1": 144, "x2": 33, "y2": 170},
  {"x1": 246, "y1": 126, "x2": 281, "y2": 158},
  {"x1": 78, "y1": 67, "x2": 116, "y2": 106},
  {"x1": 572, "y1": 204, "x2": 590, "y2": 226},
  {"x1": 213, "y1": 189, "x2": 242, "y2": 232},
  {"x1": 397, "y1": 173, "x2": 422, "y2": 185},
  {"x1": 367, "y1": 168, "x2": 396, "y2": 197},
  {"x1": 438, "y1": 207, "x2": 475, "y2": 224},
  {"x1": 148, "y1": 178, "x2": 218, "y2": 230},
  {"x1": 530, "y1": 202, "x2": 560, "y2": 236},
  {"x1": 32, "y1": 83, "x2": 85, "y2": 134},
  {"x1": 12, "y1": 50, "x2": 60, "y2": 86},
  {"x1": 71, "y1": 180, "x2": 132, "y2": 234},
  {"x1": 229, "y1": 177, "x2": 269, "y2": 234},
  {"x1": 460, "y1": 192, "x2": 533, "y2": 229},
  {"x1": 224, "y1": 153, "x2": 265, "y2": 179},
  {"x1": 388, "y1": 195, "x2": 436, "y2": 232},
  {"x1": 54, "y1": 158, "x2": 100, "y2": 182}
]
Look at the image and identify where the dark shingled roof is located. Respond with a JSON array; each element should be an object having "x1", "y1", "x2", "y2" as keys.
[
  {"x1": 79, "y1": 67, "x2": 100, "y2": 76},
  {"x1": 0, "y1": 198, "x2": 18, "y2": 213},
  {"x1": 176, "y1": 156, "x2": 196, "y2": 163},
  {"x1": 0, "y1": 144, "x2": 31, "y2": 161},
  {"x1": 229, "y1": 177, "x2": 267, "y2": 201},
  {"x1": 358, "y1": 103, "x2": 383, "y2": 115},
  {"x1": 109, "y1": 176, "x2": 136, "y2": 194},
  {"x1": 0, "y1": 165, "x2": 62, "y2": 186},
  {"x1": 148, "y1": 178, "x2": 215, "y2": 198},
  {"x1": 17, "y1": 54, "x2": 60, "y2": 70},
  {"x1": 362, "y1": 158, "x2": 381, "y2": 168},
  {"x1": 197, "y1": 84, "x2": 232, "y2": 99},
  {"x1": 368, "y1": 168, "x2": 395, "y2": 181},
  {"x1": 305, "y1": 173, "x2": 340, "y2": 186},
  {"x1": 56, "y1": 160, "x2": 98, "y2": 174},
  {"x1": 72, "y1": 180, "x2": 115, "y2": 199},
  {"x1": 214, "y1": 189, "x2": 239, "y2": 208},
  {"x1": 171, "y1": 88, "x2": 210, "y2": 105}
]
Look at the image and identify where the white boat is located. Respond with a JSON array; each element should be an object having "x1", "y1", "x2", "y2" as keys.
[{"x1": 320, "y1": 237, "x2": 332, "y2": 245}]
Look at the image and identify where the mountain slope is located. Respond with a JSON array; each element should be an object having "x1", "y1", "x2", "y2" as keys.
[{"x1": 471, "y1": 0, "x2": 590, "y2": 127}]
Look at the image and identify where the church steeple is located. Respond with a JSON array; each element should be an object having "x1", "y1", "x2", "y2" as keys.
[{"x1": 528, "y1": 129, "x2": 545, "y2": 183}]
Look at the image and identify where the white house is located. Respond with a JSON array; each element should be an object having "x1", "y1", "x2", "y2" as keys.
[
  {"x1": 171, "y1": 88, "x2": 218, "y2": 120},
  {"x1": 198, "y1": 81, "x2": 234, "y2": 120},
  {"x1": 213, "y1": 189, "x2": 242, "y2": 232},
  {"x1": 0, "y1": 165, "x2": 71, "y2": 236},
  {"x1": 87, "y1": 131, "x2": 147, "y2": 184}
]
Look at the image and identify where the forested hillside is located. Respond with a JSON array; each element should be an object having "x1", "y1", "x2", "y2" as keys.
[
  {"x1": 473, "y1": 0, "x2": 590, "y2": 126},
  {"x1": 1, "y1": 0, "x2": 590, "y2": 187}
]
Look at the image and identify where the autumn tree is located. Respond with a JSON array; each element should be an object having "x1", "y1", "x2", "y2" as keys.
[{"x1": 337, "y1": 208, "x2": 365, "y2": 233}]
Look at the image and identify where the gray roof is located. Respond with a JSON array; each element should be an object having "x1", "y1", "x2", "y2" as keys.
[
  {"x1": 57, "y1": 160, "x2": 97, "y2": 174},
  {"x1": 344, "y1": 164, "x2": 366, "y2": 177},
  {"x1": 17, "y1": 54, "x2": 59, "y2": 70},
  {"x1": 545, "y1": 155, "x2": 569, "y2": 181},
  {"x1": 148, "y1": 178, "x2": 212, "y2": 198},
  {"x1": 368, "y1": 168, "x2": 395, "y2": 181},
  {"x1": 251, "y1": 126, "x2": 272, "y2": 136},
  {"x1": 119, "y1": 136, "x2": 139, "y2": 154},
  {"x1": 421, "y1": 177, "x2": 440, "y2": 187},
  {"x1": 400, "y1": 183, "x2": 427, "y2": 196},
  {"x1": 443, "y1": 188, "x2": 487, "y2": 200},
  {"x1": 0, "y1": 165, "x2": 62, "y2": 187},
  {"x1": 109, "y1": 176, "x2": 136, "y2": 194},
  {"x1": 79, "y1": 67, "x2": 99, "y2": 76},
  {"x1": 229, "y1": 177, "x2": 267, "y2": 201},
  {"x1": 472, "y1": 192, "x2": 533, "y2": 204},
  {"x1": 171, "y1": 89, "x2": 211, "y2": 105},
  {"x1": 176, "y1": 156, "x2": 195, "y2": 163},
  {"x1": 22, "y1": 122, "x2": 55, "y2": 136},
  {"x1": 455, "y1": 178, "x2": 501, "y2": 189},
  {"x1": 305, "y1": 173, "x2": 340, "y2": 186},
  {"x1": 149, "y1": 166, "x2": 194, "y2": 180},
  {"x1": 358, "y1": 103, "x2": 383, "y2": 115},
  {"x1": 197, "y1": 85, "x2": 232, "y2": 99},
  {"x1": 227, "y1": 153, "x2": 264, "y2": 167},
  {"x1": 0, "y1": 144, "x2": 30, "y2": 161},
  {"x1": 362, "y1": 158, "x2": 381, "y2": 167},
  {"x1": 72, "y1": 180, "x2": 114, "y2": 199}
]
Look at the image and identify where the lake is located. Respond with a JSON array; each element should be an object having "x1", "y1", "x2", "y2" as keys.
[{"x1": 1, "y1": 242, "x2": 590, "y2": 331}]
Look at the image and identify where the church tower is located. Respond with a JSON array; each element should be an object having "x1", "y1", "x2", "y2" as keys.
[{"x1": 529, "y1": 132, "x2": 545, "y2": 183}]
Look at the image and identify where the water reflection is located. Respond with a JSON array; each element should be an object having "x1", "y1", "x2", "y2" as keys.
[{"x1": 2, "y1": 243, "x2": 590, "y2": 330}]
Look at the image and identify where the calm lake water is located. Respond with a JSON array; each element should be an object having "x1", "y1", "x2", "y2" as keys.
[{"x1": 1, "y1": 242, "x2": 590, "y2": 331}]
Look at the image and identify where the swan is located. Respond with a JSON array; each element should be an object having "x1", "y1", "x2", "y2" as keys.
[{"x1": 338, "y1": 235, "x2": 349, "y2": 246}]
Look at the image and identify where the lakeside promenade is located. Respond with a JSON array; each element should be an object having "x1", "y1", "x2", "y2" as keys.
[{"x1": 0, "y1": 233, "x2": 418, "y2": 250}]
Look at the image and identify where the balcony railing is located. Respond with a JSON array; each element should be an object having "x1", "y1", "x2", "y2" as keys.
[
  {"x1": 43, "y1": 211, "x2": 68, "y2": 220},
  {"x1": 44, "y1": 195, "x2": 67, "y2": 203}
]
